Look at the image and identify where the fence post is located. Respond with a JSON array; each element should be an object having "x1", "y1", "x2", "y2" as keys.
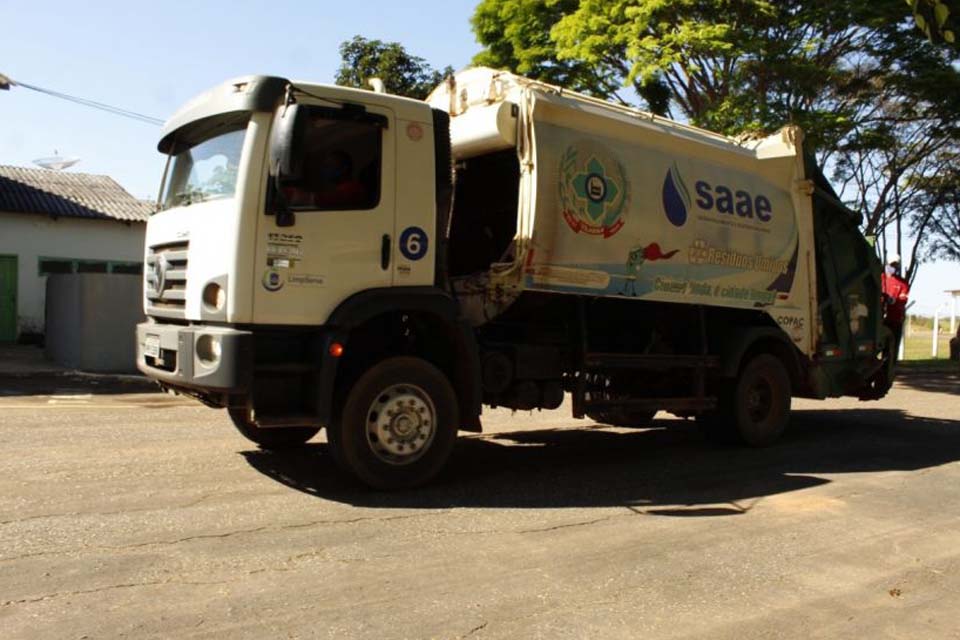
[
  {"x1": 951, "y1": 295, "x2": 957, "y2": 335},
  {"x1": 933, "y1": 309, "x2": 941, "y2": 358},
  {"x1": 898, "y1": 315, "x2": 907, "y2": 360}
]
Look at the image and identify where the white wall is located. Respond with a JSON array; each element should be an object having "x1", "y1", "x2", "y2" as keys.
[{"x1": 0, "y1": 211, "x2": 144, "y2": 335}]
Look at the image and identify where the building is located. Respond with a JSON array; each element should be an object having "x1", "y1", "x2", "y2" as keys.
[{"x1": 0, "y1": 165, "x2": 151, "y2": 342}]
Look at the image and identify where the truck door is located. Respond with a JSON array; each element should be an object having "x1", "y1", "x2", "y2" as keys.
[{"x1": 253, "y1": 104, "x2": 396, "y2": 325}]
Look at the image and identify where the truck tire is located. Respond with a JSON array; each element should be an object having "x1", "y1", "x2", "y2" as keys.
[
  {"x1": 587, "y1": 408, "x2": 656, "y2": 428},
  {"x1": 227, "y1": 408, "x2": 320, "y2": 450},
  {"x1": 698, "y1": 354, "x2": 791, "y2": 446},
  {"x1": 327, "y1": 356, "x2": 459, "y2": 489}
]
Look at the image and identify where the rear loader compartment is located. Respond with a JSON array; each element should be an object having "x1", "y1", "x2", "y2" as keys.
[{"x1": 431, "y1": 68, "x2": 891, "y2": 403}]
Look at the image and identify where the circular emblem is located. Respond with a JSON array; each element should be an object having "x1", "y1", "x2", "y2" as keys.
[
  {"x1": 406, "y1": 123, "x2": 424, "y2": 141},
  {"x1": 559, "y1": 142, "x2": 629, "y2": 238},
  {"x1": 586, "y1": 174, "x2": 607, "y2": 202},
  {"x1": 399, "y1": 226, "x2": 428, "y2": 261},
  {"x1": 261, "y1": 269, "x2": 284, "y2": 292}
]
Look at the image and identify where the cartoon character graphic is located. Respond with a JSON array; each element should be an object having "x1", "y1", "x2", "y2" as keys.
[{"x1": 620, "y1": 242, "x2": 680, "y2": 296}]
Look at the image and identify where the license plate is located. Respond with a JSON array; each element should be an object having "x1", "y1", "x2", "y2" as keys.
[{"x1": 143, "y1": 334, "x2": 161, "y2": 359}]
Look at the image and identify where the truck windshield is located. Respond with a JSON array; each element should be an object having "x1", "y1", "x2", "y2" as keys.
[{"x1": 160, "y1": 123, "x2": 247, "y2": 210}]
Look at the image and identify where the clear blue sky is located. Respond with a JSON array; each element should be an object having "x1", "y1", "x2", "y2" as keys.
[
  {"x1": 1, "y1": 0, "x2": 955, "y2": 313},
  {"x1": 0, "y1": 0, "x2": 479, "y2": 197}
]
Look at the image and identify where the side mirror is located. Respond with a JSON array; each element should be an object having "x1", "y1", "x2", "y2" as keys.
[
  {"x1": 268, "y1": 103, "x2": 307, "y2": 180},
  {"x1": 267, "y1": 104, "x2": 306, "y2": 225}
]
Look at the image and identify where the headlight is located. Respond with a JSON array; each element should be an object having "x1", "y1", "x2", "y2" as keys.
[
  {"x1": 196, "y1": 334, "x2": 222, "y2": 366},
  {"x1": 202, "y1": 282, "x2": 226, "y2": 311}
]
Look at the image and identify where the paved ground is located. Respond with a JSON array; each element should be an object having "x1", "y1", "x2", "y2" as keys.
[{"x1": 1, "y1": 365, "x2": 959, "y2": 639}]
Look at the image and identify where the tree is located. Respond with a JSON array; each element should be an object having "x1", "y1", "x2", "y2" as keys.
[
  {"x1": 472, "y1": 0, "x2": 960, "y2": 275},
  {"x1": 911, "y1": 153, "x2": 960, "y2": 265},
  {"x1": 472, "y1": 0, "x2": 671, "y2": 113},
  {"x1": 824, "y1": 12, "x2": 960, "y2": 281},
  {"x1": 335, "y1": 36, "x2": 453, "y2": 100},
  {"x1": 549, "y1": 1, "x2": 950, "y2": 145},
  {"x1": 472, "y1": 1, "x2": 957, "y2": 144}
]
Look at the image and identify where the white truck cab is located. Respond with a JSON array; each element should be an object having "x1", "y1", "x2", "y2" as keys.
[
  {"x1": 138, "y1": 76, "x2": 478, "y2": 488},
  {"x1": 144, "y1": 76, "x2": 441, "y2": 327}
]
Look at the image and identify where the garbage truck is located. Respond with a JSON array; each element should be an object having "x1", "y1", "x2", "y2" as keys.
[{"x1": 136, "y1": 68, "x2": 894, "y2": 488}]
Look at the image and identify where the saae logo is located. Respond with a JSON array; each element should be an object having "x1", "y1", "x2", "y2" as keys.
[
  {"x1": 662, "y1": 163, "x2": 773, "y2": 227},
  {"x1": 559, "y1": 143, "x2": 630, "y2": 238},
  {"x1": 662, "y1": 164, "x2": 691, "y2": 227}
]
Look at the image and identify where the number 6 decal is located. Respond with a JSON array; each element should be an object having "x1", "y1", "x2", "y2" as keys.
[{"x1": 399, "y1": 226, "x2": 429, "y2": 261}]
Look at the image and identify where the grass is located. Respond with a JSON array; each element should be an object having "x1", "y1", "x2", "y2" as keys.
[
  {"x1": 901, "y1": 332, "x2": 954, "y2": 361},
  {"x1": 898, "y1": 325, "x2": 958, "y2": 372}
]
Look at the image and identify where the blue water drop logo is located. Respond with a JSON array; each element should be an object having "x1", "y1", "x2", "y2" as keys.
[{"x1": 662, "y1": 163, "x2": 691, "y2": 227}]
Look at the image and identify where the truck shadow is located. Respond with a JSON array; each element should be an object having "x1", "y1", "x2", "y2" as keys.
[
  {"x1": 241, "y1": 408, "x2": 960, "y2": 514},
  {"x1": 894, "y1": 368, "x2": 960, "y2": 396}
]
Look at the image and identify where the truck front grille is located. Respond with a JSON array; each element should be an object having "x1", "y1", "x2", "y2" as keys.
[{"x1": 146, "y1": 241, "x2": 189, "y2": 318}]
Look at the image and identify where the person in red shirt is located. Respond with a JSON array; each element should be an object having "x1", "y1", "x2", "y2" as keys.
[
  {"x1": 881, "y1": 254, "x2": 910, "y2": 348},
  {"x1": 312, "y1": 150, "x2": 366, "y2": 209},
  {"x1": 282, "y1": 149, "x2": 367, "y2": 210}
]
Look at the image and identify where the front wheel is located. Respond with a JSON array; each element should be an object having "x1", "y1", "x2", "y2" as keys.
[
  {"x1": 327, "y1": 356, "x2": 459, "y2": 489},
  {"x1": 227, "y1": 408, "x2": 320, "y2": 450}
]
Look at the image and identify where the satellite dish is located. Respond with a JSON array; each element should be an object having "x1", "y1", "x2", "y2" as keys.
[{"x1": 33, "y1": 151, "x2": 80, "y2": 171}]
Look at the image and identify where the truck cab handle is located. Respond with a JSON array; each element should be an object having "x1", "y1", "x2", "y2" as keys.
[{"x1": 381, "y1": 234, "x2": 391, "y2": 270}]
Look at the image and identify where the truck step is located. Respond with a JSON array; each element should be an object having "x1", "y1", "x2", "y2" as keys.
[
  {"x1": 583, "y1": 353, "x2": 720, "y2": 370},
  {"x1": 253, "y1": 414, "x2": 322, "y2": 429}
]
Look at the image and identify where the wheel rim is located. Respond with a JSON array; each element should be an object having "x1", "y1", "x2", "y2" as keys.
[
  {"x1": 745, "y1": 376, "x2": 774, "y2": 424},
  {"x1": 365, "y1": 383, "x2": 437, "y2": 465}
]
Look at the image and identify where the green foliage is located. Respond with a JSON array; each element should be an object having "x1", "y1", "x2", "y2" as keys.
[
  {"x1": 335, "y1": 36, "x2": 453, "y2": 100},
  {"x1": 472, "y1": 1, "x2": 957, "y2": 143},
  {"x1": 550, "y1": 0, "x2": 925, "y2": 146},
  {"x1": 907, "y1": 0, "x2": 958, "y2": 45},
  {"x1": 472, "y1": 0, "x2": 643, "y2": 105},
  {"x1": 471, "y1": 0, "x2": 960, "y2": 273}
]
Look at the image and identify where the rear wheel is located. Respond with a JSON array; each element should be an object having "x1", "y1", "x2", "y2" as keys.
[
  {"x1": 327, "y1": 356, "x2": 459, "y2": 489},
  {"x1": 587, "y1": 408, "x2": 656, "y2": 428},
  {"x1": 698, "y1": 354, "x2": 791, "y2": 447},
  {"x1": 227, "y1": 408, "x2": 320, "y2": 450}
]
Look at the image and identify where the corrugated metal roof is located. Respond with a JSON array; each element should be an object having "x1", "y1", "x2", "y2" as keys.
[{"x1": 0, "y1": 165, "x2": 152, "y2": 222}]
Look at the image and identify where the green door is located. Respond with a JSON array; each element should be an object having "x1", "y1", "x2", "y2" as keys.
[{"x1": 0, "y1": 255, "x2": 17, "y2": 342}]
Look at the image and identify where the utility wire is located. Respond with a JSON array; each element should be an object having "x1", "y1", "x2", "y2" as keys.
[{"x1": 0, "y1": 74, "x2": 164, "y2": 125}]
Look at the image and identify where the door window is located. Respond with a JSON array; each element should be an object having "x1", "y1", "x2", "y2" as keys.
[{"x1": 283, "y1": 111, "x2": 382, "y2": 212}]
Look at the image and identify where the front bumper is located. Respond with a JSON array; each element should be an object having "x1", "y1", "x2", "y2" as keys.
[{"x1": 136, "y1": 322, "x2": 253, "y2": 392}]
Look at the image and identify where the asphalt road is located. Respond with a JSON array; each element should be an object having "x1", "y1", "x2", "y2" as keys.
[{"x1": 1, "y1": 369, "x2": 959, "y2": 639}]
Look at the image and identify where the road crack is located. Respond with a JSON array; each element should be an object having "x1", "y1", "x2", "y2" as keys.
[
  {"x1": 460, "y1": 621, "x2": 488, "y2": 638},
  {"x1": 0, "y1": 492, "x2": 221, "y2": 527},
  {"x1": 1, "y1": 510, "x2": 451, "y2": 560},
  {"x1": 1, "y1": 578, "x2": 228, "y2": 607},
  {"x1": 111, "y1": 511, "x2": 449, "y2": 549},
  {"x1": 517, "y1": 515, "x2": 626, "y2": 534}
]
